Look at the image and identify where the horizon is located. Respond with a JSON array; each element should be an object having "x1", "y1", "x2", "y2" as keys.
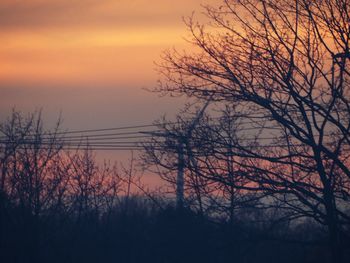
[{"x1": 0, "y1": 0, "x2": 216, "y2": 131}]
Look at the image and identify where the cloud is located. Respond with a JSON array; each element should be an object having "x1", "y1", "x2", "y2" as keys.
[
  {"x1": 0, "y1": 0, "x2": 212, "y2": 126},
  {"x1": 0, "y1": 0, "x2": 199, "y2": 89},
  {"x1": 0, "y1": 0, "x2": 201, "y2": 31}
]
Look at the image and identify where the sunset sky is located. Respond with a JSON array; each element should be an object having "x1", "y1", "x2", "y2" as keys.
[{"x1": 0, "y1": 0, "x2": 215, "y2": 130}]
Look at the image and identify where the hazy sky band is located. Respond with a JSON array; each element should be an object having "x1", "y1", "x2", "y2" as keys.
[
  {"x1": 0, "y1": 0, "x2": 221, "y2": 162},
  {"x1": 0, "y1": 0, "x2": 206, "y2": 87},
  {"x1": 0, "y1": 0, "x2": 200, "y2": 29}
]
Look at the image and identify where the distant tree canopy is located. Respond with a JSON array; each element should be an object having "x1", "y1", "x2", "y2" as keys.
[
  {"x1": 1, "y1": 110, "x2": 334, "y2": 263},
  {"x1": 150, "y1": 0, "x2": 350, "y2": 262}
]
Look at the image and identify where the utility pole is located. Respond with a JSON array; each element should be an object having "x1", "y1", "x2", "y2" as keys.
[
  {"x1": 332, "y1": 52, "x2": 350, "y2": 87},
  {"x1": 143, "y1": 96, "x2": 213, "y2": 210},
  {"x1": 175, "y1": 97, "x2": 213, "y2": 210},
  {"x1": 176, "y1": 138, "x2": 184, "y2": 210}
]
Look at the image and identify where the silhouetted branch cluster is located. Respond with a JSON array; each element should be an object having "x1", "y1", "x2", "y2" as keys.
[
  {"x1": 147, "y1": 1, "x2": 350, "y2": 262},
  {"x1": 0, "y1": 110, "x2": 341, "y2": 263},
  {"x1": 0, "y1": 110, "x2": 162, "y2": 263}
]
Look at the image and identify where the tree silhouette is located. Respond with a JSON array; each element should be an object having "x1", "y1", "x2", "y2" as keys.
[{"x1": 157, "y1": 1, "x2": 350, "y2": 262}]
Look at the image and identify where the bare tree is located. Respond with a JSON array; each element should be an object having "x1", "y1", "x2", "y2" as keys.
[
  {"x1": 67, "y1": 148, "x2": 122, "y2": 223},
  {"x1": 156, "y1": 0, "x2": 350, "y2": 261},
  {"x1": 0, "y1": 110, "x2": 70, "y2": 261},
  {"x1": 183, "y1": 106, "x2": 266, "y2": 222},
  {"x1": 142, "y1": 105, "x2": 261, "y2": 221},
  {"x1": 0, "y1": 110, "x2": 65, "y2": 219}
]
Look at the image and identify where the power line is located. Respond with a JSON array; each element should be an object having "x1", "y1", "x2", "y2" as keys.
[
  {"x1": 0, "y1": 112, "x2": 347, "y2": 153},
  {"x1": 0, "y1": 130, "x2": 344, "y2": 146},
  {"x1": 41, "y1": 123, "x2": 165, "y2": 135},
  {"x1": 1, "y1": 110, "x2": 340, "y2": 140},
  {"x1": 2, "y1": 139, "x2": 346, "y2": 151}
]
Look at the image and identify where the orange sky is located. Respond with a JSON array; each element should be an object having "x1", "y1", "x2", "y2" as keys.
[
  {"x1": 0, "y1": 0, "x2": 218, "y2": 128},
  {"x1": 0, "y1": 0, "x2": 193, "y2": 88}
]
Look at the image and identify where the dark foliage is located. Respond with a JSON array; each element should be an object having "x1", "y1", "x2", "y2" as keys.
[{"x1": 2, "y1": 195, "x2": 347, "y2": 263}]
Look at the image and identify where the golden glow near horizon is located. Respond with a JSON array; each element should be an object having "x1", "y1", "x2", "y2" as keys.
[
  {"x1": 0, "y1": 27, "x2": 186, "y2": 87},
  {"x1": 0, "y1": 0, "x2": 218, "y2": 134},
  {"x1": 0, "y1": 0, "x2": 214, "y2": 88},
  {"x1": 0, "y1": 0, "x2": 217, "y2": 165}
]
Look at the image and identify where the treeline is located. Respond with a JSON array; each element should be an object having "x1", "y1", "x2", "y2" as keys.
[{"x1": 0, "y1": 110, "x2": 347, "y2": 263}]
